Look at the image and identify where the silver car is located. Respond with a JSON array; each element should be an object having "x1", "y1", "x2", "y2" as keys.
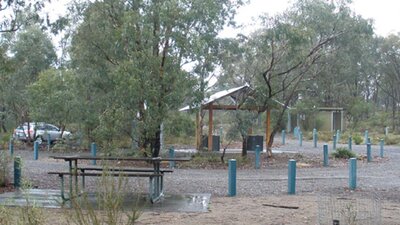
[{"x1": 13, "y1": 122, "x2": 72, "y2": 144}]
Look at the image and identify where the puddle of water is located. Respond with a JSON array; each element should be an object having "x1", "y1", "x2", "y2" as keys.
[{"x1": 0, "y1": 189, "x2": 210, "y2": 213}]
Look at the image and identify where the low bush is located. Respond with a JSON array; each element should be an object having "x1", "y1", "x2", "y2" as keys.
[
  {"x1": 332, "y1": 147, "x2": 357, "y2": 159},
  {"x1": 384, "y1": 134, "x2": 400, "y2": 145},
  {"x1": 352, "y1": 134, "x2": 363, "y2": 145}
]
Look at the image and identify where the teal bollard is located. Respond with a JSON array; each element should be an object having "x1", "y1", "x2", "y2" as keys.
[
  {"x1": 288, "y1": 159, "x2": 296, "y2": 195},
  {"x1": 169, "y1": 147, "x2": 175, "y2": 168},
  {"x1": 91, "y1": 142, "x2": 97, "y2": 165},
  {"x1": 367, "y1": 143, "x2": 372, "y2": 162},
  {"x1": 34, "y1": 141, "x2": 39, "y2": 160},
  {"x1": 228, "y1": 159, "x2": 236, "y2": 197},
  {"x1": 380, "y1": 139, "x2": 384, "y2": 158},
  {"x1": 47, "y1": 133, "x2": 51, "y2": 151},
  {"x1": 282, "y1": 130, "x2": 286, "y2": 145},
  {"x1": 14, "y1": 156, "x2": 21, "y2": 188},
  {"x1": 313, "y1": 129, "x2": 318, "y2": 148},
  {"x1": 336, "y1": 130, "x2": 340, "y2": 143},
  {"x1": 348, "y1": 136, "x2": 352, "y2": 150},
  {"x1": 299, "y1": 132, "x2": 303, "y2": 147},
  {"x1": 364, "y1": 130, "x2": 369, "y2": 144},
  {"x1": 255, "y1": 145, "x2": 261, "y2": 169},
  {"x1": 9, "y1": 138, "x2": 14, "y2": 157},
  {"x1": 333, "y1": 134, "x2": 336, "y2": 150},
  {"x1": 323, "y1": 144, "x2": 329, "y2": 167},
  {"x1": 349, "y1": 158, "x2": 357, "y2": 190}
]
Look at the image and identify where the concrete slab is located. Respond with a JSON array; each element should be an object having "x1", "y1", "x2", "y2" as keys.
[{"x1": 0, "y1": 189, "x2": 210, "y2": 213}]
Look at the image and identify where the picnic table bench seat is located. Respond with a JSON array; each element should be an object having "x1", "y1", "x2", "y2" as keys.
[{"x1": 48, "y1": 170, "x2": 165, "y2": 203}]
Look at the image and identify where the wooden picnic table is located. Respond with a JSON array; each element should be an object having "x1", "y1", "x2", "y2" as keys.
[{"x1": 49, "y1": 155, "x2": 191, "y2": 203}]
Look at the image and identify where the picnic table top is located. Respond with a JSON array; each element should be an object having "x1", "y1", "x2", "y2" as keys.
[{"x1": 49, "y1": 155, "x2": 191, "y2": 162}]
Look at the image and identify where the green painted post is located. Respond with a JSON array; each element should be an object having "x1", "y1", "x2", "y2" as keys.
[
  {"x1": 348, "y1": 136, "x2": 352, "y2": 150},
  {"x1": 282, "y1": 130, "x2": 286, "y2": 145},
  {"x1": 333, "y1": 134, "x2": 337, "y2": 150},
  {"x1": 299, "y1": 132, "x2": 303, "y2": 147},
  {"x1": 169, "y1": 147, "x2": 175, "y2": 168},
  {"x1": 349, "y1": 158, "x2": 357, "y2": 190},
  {"x1": 47, "y1": 133, "x2": 51, "y2": 151},
  {"x1": 323, "y1": 144, "x2": 329, "y2": 167},
  {"x1": 313, "y1": 129, "x2": 318, "y2": 148},
  {"x1": 14, "y1": 156, "x2": 21, "y2": 188},
  {"x1": 288, "y1": 159, "x2": 296, "y2": 195},
  {"x1": 380, "y1": 139, "x2": 384, "y2": 158},
  {"x1": 255, "y1": 145, "x2": 261, "y2": 169},
  {"x1": 228, "y1": 159, "x2": 236, "y2": 197},
  {"x1": 9, "y1": 138, "x2": 14, "y2": 157},
  {"x1": 367, "y1": 143, "x2": 372, "y2": 162},
  {"x1": 34, "y1": 141, "x2": 39, "y2": 160},
  {"x1": 91, "y1": 142, "x2": 97, "y2": 165},
  {"x1": 336, "y1": 130, "x2": 340, "y2": 143},
  {"x1": 364, "y1": 130, "x2": 369, "y2": 144}
]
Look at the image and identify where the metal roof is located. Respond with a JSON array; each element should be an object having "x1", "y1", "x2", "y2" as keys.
[{"x1": 179, "y1": 84, "x2": 250, "y2": 111}]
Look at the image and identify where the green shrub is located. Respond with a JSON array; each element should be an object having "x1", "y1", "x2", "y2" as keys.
[
  {"x1": 352, "y1": 134, "x2": 363, "y2": 145},
  {"x1": 332, "y1": 147, "x2": 357, "y2": 159}
]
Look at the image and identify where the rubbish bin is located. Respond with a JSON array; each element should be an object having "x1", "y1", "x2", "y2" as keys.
[
  {"x1": 246, "y1": 135, "x2": 263, "y2": 151},
  {"x1": 202, "y1": 135, "x2": 220, "y2": 151}
]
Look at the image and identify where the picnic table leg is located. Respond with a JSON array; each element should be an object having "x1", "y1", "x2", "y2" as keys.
[
  {"x1": 74, "y1": 159, "x2": 78, "y2": 193},
  {"x1": 59, "y1": 174, "x2": 67, "y2": 201},
  {"x1": 68, "y1": 160, "x2": 73, "y2": 196},
  {"x1": 80, "y1": 169, "x2": 86, "y2": 189}
]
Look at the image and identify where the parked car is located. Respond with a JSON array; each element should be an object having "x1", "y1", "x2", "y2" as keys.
[{"x1": 13, "y1": 122, "x2": 72, "y2": 144}]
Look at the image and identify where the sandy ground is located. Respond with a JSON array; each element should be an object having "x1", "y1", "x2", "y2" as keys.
[{"x1": 37, "y1": 194, "x2": 399, "y2": 225}]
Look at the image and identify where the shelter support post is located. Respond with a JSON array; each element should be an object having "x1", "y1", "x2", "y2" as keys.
[
  {"x1": 196, "y1": 111, "x2": 201, "y2": 150},
  {"x1": 266, "y1": 109, "x2": 271, "y2": 150},
  {"x1": 208, "y1": 104, "x2": 213, "y2": 151}
]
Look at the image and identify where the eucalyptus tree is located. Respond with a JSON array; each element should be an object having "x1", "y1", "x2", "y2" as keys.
[
  {"x1": 4, "y1": 25, "x2": 56, "y2": 136},
  {"x1": 0, "y1": 0, "x2": 47, "y2": 33},
  {"x1": 219, "y1": 0, "x2": 372, "y2": 156},
  {"x1": 377, "y1": 34, "x2": 400, "y2": 131},
  {"x1": 68, "y1": 0, "x2": 243, "y2": 155},
  {"x1": 28, "y1": 69, "x2": 79, "y2": 134}
]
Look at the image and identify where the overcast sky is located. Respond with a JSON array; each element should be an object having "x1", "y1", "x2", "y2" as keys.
[
  {"x1": 46, "y1": 0, "x2": 400, "y2": 40},
  {"x1": 220, "y1": 0, "x2": 400, "y2": 37}
]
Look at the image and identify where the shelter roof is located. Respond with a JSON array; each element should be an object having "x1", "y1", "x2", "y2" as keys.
[{"x1": 179, "y1": 84, "x2": 250, "y2": 111}]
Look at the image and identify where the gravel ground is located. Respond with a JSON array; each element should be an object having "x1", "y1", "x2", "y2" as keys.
[{"x1": 8, "y1": 137, "x2": 400, "y2": 202}]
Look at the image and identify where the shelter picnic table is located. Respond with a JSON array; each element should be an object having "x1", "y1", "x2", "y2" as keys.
[{"x1": 48, "y1": 155, "x2": 191, "y2": 203}]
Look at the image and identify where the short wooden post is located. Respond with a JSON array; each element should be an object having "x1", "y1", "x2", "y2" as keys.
[
  {"x1": 323, "y1": 144, "x2": 329, "y2": 167},
  {"x1": 34, "y1": 141, "x2": 39, "y2": 160},
  {"x1": 228, "y1": 159, "x2": 236, "y2": 197},
  {"x1": 380, "y1": 139, "x2": 384, "y2": 158},
  {"x1": 91, "y1": 142, "x2": 97, "y2": 165},
  {"x1": 169, "y1": 147, "x2": 175, "y2": 168},
  {"x1": 349, "y1": 158, "x2": 357, "y2": 190},
  {"x1": 14, "y1": 156, "x2": 21, "y2": 188},
  {"x1": 288, "y1": 159, "x2": 296, "y2": 195}
]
